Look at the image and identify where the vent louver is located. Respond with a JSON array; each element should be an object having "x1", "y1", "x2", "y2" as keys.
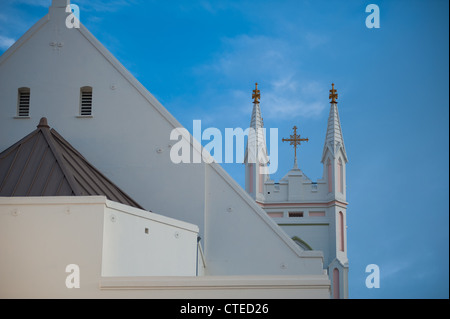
[
  {"x1": 80, "y1": 87, "x2": 93, "y2": 116},
  {"x1": 17, "y1": 88, "x2": 30, "y2": 117}
]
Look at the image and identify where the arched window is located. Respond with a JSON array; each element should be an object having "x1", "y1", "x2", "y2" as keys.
[
  {"x1": 338, "y1": 158, "x2": 343, "y2": 193},
  {"x1": 17, "y1": 87, "x2": 30, "y2": 117},
  {"x1": 339, "y1": 211, "x2": 344, "y2": 252},
  {"x1": 79, "y1": 86, "x2": 93, "y2": 116},
  {"x1": 333, "y1": 268, "x2": 340, "y2": 299},
  {"x1": 327, "y1": 158, "x2": 332, "y2": 193}
]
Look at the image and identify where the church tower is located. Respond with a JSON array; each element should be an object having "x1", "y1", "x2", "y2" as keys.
[
  {"x1": 244, "y1": 83, "x2": 269, "y2": 202},
  {"x1": 321, "y1": 83, "x2": 349, "y2": 299},
  {"x1": 322, "y1": 83, "x2": 348, "y2": 202},
  {"x1": 245, "y1": 83, "x2": 349, "y2": 299}
]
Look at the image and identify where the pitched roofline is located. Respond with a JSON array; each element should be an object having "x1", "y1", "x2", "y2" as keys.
[
  {"x1": 76, "y1": 22, "x2": 185, "y2": 132},
  {"x1": 0, "y1": 15, "x2": 49, "y2": 67}
]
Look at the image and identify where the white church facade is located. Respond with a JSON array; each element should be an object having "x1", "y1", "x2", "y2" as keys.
[
  {"x1": 0, "y1": 0, "x2": 348, "y2": 299},
  {"x1": 244, "y1": 84, "x2": 349, "y2": 299}
]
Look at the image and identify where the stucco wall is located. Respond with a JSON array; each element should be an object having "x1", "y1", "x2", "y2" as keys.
[
  {"x1": 101, "y1": 200, "x2": 199, "y2": 277},
  {"x1": 0, "y1": 196, "x2": 199, "y2": 298}
]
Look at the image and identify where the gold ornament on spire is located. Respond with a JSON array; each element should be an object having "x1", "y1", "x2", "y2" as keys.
[
  {"x1": 252, "y1": 82, "x2": 261, "y2": 104},
  {"x1": 329, "y1": 83, "x2": 338, "y2": 104},
  {"x1": 282, "y1": 126, "x2": 309, "y2": 166}
]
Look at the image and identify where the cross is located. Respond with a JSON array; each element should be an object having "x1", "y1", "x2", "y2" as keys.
[
  {"x1": 329, "y1": 83, "x2": 338, "y2": 103},
  {"x1": 282, "y1": 126, "x2": 309, "y2": 167},
  {"x1": 252, "y1": 83, "x2": 260, "y2": 104}
]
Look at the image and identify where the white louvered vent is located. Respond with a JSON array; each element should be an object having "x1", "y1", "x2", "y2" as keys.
[
  {"x1": 80, "y1": 87, "x2": 93, "y2": 116},
  {"x1": 17, "y1": 88, "x2": 30, "y2": 117}
]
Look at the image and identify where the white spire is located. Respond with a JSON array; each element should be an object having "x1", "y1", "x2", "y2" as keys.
[
  {"x1": 321, "y1": 83, "x2": 347, "y2": 163},
  {"x1": 244, "y1": 83, "x2": 269, "y2": 166}
]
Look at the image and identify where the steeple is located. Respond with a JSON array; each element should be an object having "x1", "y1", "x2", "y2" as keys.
[
  {"x1": 321, "y1": 83, "x2": 347, "y2": 202},
  {"x1": 321, "y1": 83, "x2": 347, "y2": 164},
  {"x1": 245, "y1": 83, "x2": 269, "y2": 201},
  {"x1": 245, "y1": 83, "x2": 269, "y2": 166}
]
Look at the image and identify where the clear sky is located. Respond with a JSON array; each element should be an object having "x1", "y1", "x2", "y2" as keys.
[{"x1": 1, "y1": 0, "x2": 448, "y2": 299}]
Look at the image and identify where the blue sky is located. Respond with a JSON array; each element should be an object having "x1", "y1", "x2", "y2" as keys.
[{"x1": 1, "y1": 0, "x2": 448, "y2": 298}]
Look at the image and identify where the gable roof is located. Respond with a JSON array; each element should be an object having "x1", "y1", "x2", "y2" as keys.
[{"x1": 0, "y1": 117, "x2": 143, "y2": 209}]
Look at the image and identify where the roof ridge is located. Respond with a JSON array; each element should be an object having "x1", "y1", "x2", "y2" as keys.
[{"x1": 38, "y1": 123, "x2": 84, "y2": 196}]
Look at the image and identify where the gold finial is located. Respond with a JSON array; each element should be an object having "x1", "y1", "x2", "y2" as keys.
[
  {"x1": 252, "y1": 82, "x2": 261, "y2": 104},
  {"x1": 282, "y1": 125, "x2": 309, "y2": 167},
  {"x1": 329, "y1": 83, "x2": 338, "y2": 103}
]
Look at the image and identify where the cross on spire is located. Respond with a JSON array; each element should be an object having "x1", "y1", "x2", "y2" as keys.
[
  {"x1": 329, "y1": 83, "x2": 338, "y2": 104},
  {"x1": 282, "y1": 126, "x2": 309, "y2": 168},
  {"x1": 252, "y1": 83, "x2": 261, "y2": 104}
]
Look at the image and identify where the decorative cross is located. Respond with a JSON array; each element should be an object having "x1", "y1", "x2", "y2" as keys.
[
  {"x1": 329, "y1": 83, "x2": 338, "y2": 103},
  {"x1": 282, "y1": 126, "x2": 309, "y2": 166},
  {"x1": 252, "y1": 83, "x2": 261, "y2": 104}
]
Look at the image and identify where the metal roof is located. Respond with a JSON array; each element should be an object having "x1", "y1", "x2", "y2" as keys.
[{"x1": 0, "y1": 117, "x2": 143, "y2": 209}]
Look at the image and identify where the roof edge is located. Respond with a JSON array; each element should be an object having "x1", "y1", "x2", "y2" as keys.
[
  {"x1": 75, "y1": 22, "x2": 186, "y2": 133},
  {"x1": 0, "y1": 14, "x2": 49, "y2": 67}
]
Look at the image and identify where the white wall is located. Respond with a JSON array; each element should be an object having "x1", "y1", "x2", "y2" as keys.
[
  {"x1": 102, "y1": 200, "x2": 199, "y2": 277},
  {"x1": 0, "y1": 196, "x2": 331, "y2": 298},
  {"x1": 0, "y1": 196, "x2": 199, "y2": 298},
  {"x1": 0, "y1": 196, "x2": 105, "y2": 298}
]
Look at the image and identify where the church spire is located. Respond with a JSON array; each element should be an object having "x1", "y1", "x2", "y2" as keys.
[
  {"x1": 321, "y1": 83, "x2": 347, "y2": 164},
  {"x1": 245, "y1": 83, "x2": 269, "y2": 201},
  {"x1": 245, "y1": 83, "x2": 268, "y2": 165}
]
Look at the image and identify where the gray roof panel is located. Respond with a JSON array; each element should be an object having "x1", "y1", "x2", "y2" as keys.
[{"x1": 0, "y1": 117, "x2": 143, "y2": 209}]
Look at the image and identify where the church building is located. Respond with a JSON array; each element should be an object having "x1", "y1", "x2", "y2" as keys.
[
  {"x1": 244, "y1": 83, "x2": 349, "y2": 299},
  {"x1": 0, "y1": 0, "x2": 348, "y2": 299}
]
